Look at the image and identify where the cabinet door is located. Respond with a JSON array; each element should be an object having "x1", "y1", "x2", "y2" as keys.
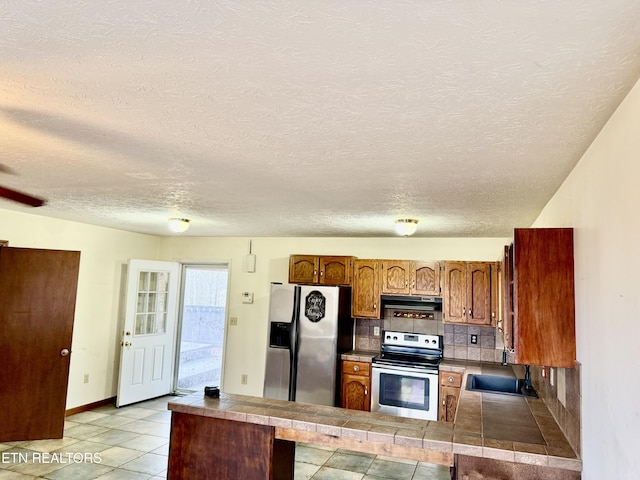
[
  {"x1": 288, "y1": 255, "x2": 318, "y2": 284},
  {"x1": 319, "y1": 256, "x2": 352, "y2": 285},
  {"x1": 439, "y1": 371, "x2": 462, "y2": 422},
  {"x1": 439, "y1": 384, "x2": 460, "y2": 422},
  {"x1": 512, "y1": 228, "x2": 575, "y2": 367},
  {"x1": 380, "y1": 260, "x2": 411, "y2": 294},
  {"x1": 502, "y1": 245, "x2": 514, "y2": 351},
  {"x1": 443, "y1": 261, "x2": 466, "y2": 323},
  {"x1": 411, "y1": 261, "x2": 440, "y2": 296},
  {"x1": 466, "y1": 262, "x2": 491, "y2": 325},
  {"x1": 341, "y1": 374, "x2": 370, "y2": 411},
  {"x1": 352, "y1": 260, "x2": 380, "y2": 318}
]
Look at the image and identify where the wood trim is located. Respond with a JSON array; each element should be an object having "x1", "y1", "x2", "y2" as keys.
[
  {"x1": 275, "y1": 428, "x2": 453, "y2": 467},
  {"x1": 65, "y1": 396, "x2": 116, "y2": 417}
]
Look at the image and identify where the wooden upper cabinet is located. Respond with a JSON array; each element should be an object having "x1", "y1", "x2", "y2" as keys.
[
  {"x1": 412, "y1": 261, "x2": 440, "y2": 296},
  {"x1": 319, "y1": 256, "x2": 353, "y2": 285},
  {"x1": 380, "y1": 260, "x2": 411, "y2": 294},
  {"x1": 380, "y1": 260, "x2": 440, "y2": 296},
  {"x1": 443, "y1": 261, "x2": 492, "y2": 325},
  {"x1": 289, "y1": 255, "x2": 318, "y2": 284},
  {"x1": 510, "y1": 228, "x2": 576, "y2": 368},
  {"x1": 288, "y1": 255, "x2": 353, "y2": 285},
  {"x1": 352, "y1": 259, "x2": 381, "y2": 318}
]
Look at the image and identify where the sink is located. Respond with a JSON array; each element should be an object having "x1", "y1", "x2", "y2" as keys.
[{"x1": 466, "y1": 374, "x2": 538, "y2": 398}]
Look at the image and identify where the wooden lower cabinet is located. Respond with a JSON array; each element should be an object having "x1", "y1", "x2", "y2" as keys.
[
  {"x1": 341, "y1": 360, "x2": 371, "y2": 411},
  {"x1": 439, "y1": 371, "x2": 462, "y2": 422}
]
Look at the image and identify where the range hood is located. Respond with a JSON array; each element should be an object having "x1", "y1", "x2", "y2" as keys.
[{"x1": 380, "y1": 295, "x2": 442, "y2": 311}]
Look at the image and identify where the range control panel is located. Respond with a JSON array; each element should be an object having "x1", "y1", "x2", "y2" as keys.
[{"x1": 382, "y1": 330, "x2": 442, "y2": 349}]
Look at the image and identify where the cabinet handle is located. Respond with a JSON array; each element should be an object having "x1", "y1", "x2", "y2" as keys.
[
  {"x1": 405, "y1": 280, "x2": 408, "y2": 287},
  {"x1": 313, "y1": 270, "x2": 317, "y2": 276},
  {"x1": 448, "y1": 376, "x2": 454, "y2": 383},
  {"x1": 469, "y1": 309, "x2": 472, "y2": 317},
  {"x1": 373, "y1": 302, "x2": 377, "y2": 310},
  {"x1": 353, "y1": 365, "x2": 360, "y2": 372},
  {"x1": 365, "y1": 387, "x2": 368, "y2": 396},
  {"x1": 462, "y1": 307, "x2": 466, "y2": 315},
  {"x1": 320, "y1": 271, "x2": 323, "y2": 276}
]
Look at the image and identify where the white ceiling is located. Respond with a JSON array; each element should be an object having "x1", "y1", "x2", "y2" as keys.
[{"x1": 2, "y1": 1, "x2": 640, "y2": 237}]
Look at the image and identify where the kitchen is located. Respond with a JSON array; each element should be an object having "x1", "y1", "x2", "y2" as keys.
[
  {"x1": 168, "y1": 229, "x2": 580, "y2": 479},
  {"x1": 1, "y1": 3, "x2": 640, "y2": 478}
]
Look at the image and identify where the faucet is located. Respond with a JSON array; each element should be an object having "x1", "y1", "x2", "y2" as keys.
[{"x1": 524, "y1": 365, "x2": 533, "y2": 391}]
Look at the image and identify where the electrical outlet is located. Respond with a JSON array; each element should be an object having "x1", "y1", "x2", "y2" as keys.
[
  {"x1": 470, "y1": 334, "x2": 478, "y2": 344},
  {"x1": 83, "y1": 374, "x2": 89, "y2": 384},
  {"x1": 241, "y1": 374, "x2": 248, "y2": 385},
  {"x1": 373, "y1": 326, "x2": 380, "y2": 337},
  {"x1": 230, "y1": 317, "x2": 238, "y2": 326}
]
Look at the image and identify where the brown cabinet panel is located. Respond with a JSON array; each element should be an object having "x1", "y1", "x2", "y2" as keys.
[
  {"x1": 412, "y1": 261, "x2": 440, "y2": 296},
  {"x1": 320, "y1": 256, "x2": 353, "y2": 285},
  {"x1": 341, "y1": 361, "x2": 371, "y2": 411},
  {"x1": 509, "y1": 228, "x2": 576, "y2": 367},
  {"x1": 438, "y1": 372, "x2": 462, "y2": 422},
  {"x1": 289, "y1": 255, "x2": 319, "y2": 284},
  {"x1": 289, "y1": 255, "x2": 353, "y2": 285},
  {"x1": 443, "y1": 261, "x2": 466, "y2": 323},
  {"x1": 467, "y1": 262, "x2": 491, "y2": 325},
  {"x1": 381, "y1": 260, "x2": 440, "y2": 296},
  {"x1": 380, "y1": 260, "x2": 411, "y2": 294},
  {"x1": 352, "y1": 259, "x2": 381, "y2": 318},
  {"x1": 443, "y1": 261, "x2": 493, "y2": 325}
]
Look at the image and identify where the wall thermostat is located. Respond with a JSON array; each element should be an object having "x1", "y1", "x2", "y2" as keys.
[{"x1": 241, "y1": 292, "x2": 254, "y2": 304}]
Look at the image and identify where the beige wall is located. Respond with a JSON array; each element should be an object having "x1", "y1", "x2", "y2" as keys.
[
  {"x1": 0, "y1": 214, "x2": 506, "y2": 409},
  {"x1": 0, "y1": 209, "x2": 161, "y2": 408},
  {"x1": 533, "y1": 78, "x2": 640, "y2": 479},
  {"x1": 158, "y1": 236, "x2": 507, "y2": 395}
]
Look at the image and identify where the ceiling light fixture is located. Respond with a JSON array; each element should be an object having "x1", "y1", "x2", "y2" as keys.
[
  {"x1": 168, "y1": 218, "x2": 190, "y2": 233},
  {"x1": 395, "y1": 219, "x2": 418, "y2": 236}
]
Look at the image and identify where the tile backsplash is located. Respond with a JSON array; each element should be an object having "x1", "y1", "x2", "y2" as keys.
[
  {"x1": 354, "y1": 310, "x2": 502, "y2": 363},
  {"x1": 520, "y1": 362, "x2": 582, "y2": 457}
]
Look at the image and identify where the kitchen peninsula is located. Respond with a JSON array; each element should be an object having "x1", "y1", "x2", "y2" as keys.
[{"x1": 166, "y1": 364, "x2": 581, "y2": 480}]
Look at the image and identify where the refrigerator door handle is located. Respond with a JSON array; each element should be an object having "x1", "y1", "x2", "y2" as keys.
[{"x1": 289, "y1": 286, "x2": 301, "y2": 401}]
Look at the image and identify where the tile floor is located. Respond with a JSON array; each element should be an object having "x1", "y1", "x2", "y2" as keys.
[{"x1": 0, "y1": 395, "x2": 451, "y2": 479}]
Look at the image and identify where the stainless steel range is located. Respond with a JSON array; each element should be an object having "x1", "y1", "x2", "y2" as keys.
[{"x1": 371, "y1": 330, "x2": 443, "y2": 421}]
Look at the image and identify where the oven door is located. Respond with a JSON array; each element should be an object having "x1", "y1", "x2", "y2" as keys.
[{"x1": 371, "y1": 364, "x2": 439, "y2": 421}]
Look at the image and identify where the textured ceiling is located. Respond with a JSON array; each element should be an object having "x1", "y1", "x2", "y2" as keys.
[{"x1": 1, "y1": 1, "x2": 640, "y2": 237}]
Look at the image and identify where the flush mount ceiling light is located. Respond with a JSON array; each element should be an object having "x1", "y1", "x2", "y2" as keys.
[
  {"x1": 395, "y1": 219, "x2": 418, "y2": 236},
  {"x1": 168, "y1": 218, "x2": 190, "y2": 233}
]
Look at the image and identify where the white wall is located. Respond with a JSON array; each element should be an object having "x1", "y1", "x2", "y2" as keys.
[
  {"x1": 533, "y1": 78, "x2": 640, "y2": 479},
  {"x1": 159, "y1": 236, "x2": 507, "y2": 396},
  {"x1": 0, "y1": 209, "x2": 161, "y2": 409}
]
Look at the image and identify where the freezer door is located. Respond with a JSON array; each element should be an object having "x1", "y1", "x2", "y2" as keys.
[
  {"x1": 294, "y1": 286, "x2": 340, "y2": 406},
  {"x1": 263, "y1": 283, "x2": 296, "y2": 401}
]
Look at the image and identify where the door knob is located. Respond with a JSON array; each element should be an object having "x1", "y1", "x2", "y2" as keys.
[{"x1": 60, "y1": 348, "x2": 70, "y2": 357}]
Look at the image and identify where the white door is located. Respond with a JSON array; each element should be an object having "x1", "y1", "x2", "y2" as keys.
[{"x1": 117, "y1": 259, "x2": 180, "y2": 407}]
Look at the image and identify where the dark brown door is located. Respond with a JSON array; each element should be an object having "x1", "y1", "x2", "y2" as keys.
[{"x1": 0, "y1": 246, "x2": 80, "y2": 441}]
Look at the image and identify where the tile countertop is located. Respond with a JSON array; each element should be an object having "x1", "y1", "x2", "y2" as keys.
[{"x1": 168, "y1": 357, "x2": 580, "y2": 473}]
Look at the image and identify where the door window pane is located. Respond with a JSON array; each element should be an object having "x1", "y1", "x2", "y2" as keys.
[{"x1": 134, "y1": 270, "x2": 172, "y2": 336}]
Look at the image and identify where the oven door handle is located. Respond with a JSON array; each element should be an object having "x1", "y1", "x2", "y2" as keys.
[{"x1": 372, "y1": 364, "x2": 438, "y2": 377}]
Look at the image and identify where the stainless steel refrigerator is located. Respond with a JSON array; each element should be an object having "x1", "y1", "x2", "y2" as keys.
[{"x1": 263, "y1": 282, "x2": 354, "y2": 407}]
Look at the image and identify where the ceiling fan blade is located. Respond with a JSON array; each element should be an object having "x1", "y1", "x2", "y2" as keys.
[
  {"x1": 0, "y1": 185, "x2": 46, "y2": 207},
  {"x1": 0, "y1": 164, "x2": 16, "y2": 175}
]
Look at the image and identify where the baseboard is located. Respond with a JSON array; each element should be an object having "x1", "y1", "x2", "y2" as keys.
[{"x1": 65, "y1": 396, "x2": 116, "y2": 417}]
